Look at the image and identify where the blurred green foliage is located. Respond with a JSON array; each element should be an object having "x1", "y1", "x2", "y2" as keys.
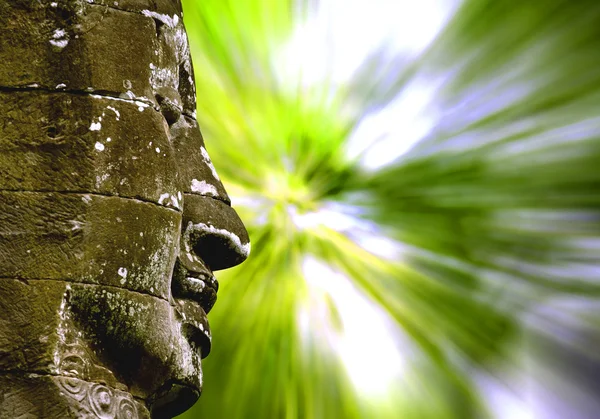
[{"x1": 178, "y1": 0, "x2": 600, "y2": 418}]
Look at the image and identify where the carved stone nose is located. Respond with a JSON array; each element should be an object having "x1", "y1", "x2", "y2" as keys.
[
  {"x1": 168, "y1": 105, "x2": 250, "y2": 271},
  {"x1": 181, "y1": 194, "x2": 250, "y2": 271}
]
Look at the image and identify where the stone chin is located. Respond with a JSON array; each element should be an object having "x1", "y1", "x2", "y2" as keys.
[
  {"x1": 149, "y1": 379, "x2": 202, "y2": 419},
  {"x1": 146, "y1": 338, "x2": 204, "y2": 419},
  {"x1": 148, "y1": 299, "x2": 214, "y2": 417},
  {"x1": 65, "y1": 283, "x2": 211, "y2": 416}
]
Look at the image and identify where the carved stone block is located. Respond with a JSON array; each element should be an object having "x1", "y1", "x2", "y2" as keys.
[
  {"x1": 0, "y1": 92, "x2": 181, "y2": 207},
  {"x1": 0, "y1": 192, "x2": 180, "y2": 299},
  {"x1": 0, "y1": 0, "x2": 250, "y2": 416}
]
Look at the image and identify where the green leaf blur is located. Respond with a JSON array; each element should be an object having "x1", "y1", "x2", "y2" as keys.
[{"x1": 178, "y1": 1, "x2": 600, "y2": 418}]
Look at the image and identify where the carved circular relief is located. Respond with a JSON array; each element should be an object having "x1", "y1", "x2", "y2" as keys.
[
  {"x1": 89, "y1": 383, "x2": 114, "y2": 418},
  {"x1": 57, "y1": 376, "x2": 88, "y2": 402},
  {"x1": 59, "y1": 352, "x2": 90, "y2": 377},
  {"x1": 116, "y1": 397, "x2": 138, "y2": 419}
]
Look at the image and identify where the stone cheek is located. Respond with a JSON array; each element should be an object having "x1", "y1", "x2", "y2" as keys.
[
  {"x1": 0, "y1": 278, "x2": 203, "y2": 411},
  {"x1": 0, "y1": 279, "x2": 69, "y2": 373},
  {"x1": 67, "y1": 284, "x2": 205, "y2": 400},
  {"x1": 0, "y1": 191, "x2": 180, "y2": 300}
]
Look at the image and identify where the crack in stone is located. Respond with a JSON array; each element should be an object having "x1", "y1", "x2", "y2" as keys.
[
  {"x1": 0, "y1": 85, "x2": 200, "y2": 123},
  {"x1": 0, "y1": 276, "x2": 171, "y2": 305},
  {"x1": 0, "y1": 84, "x2": 158, "y2": 109},
  {"x1": 183, "y1": 191, "x2": 231, "y2": 207},
  {"x1": 0, "y1": 189, "x2": 182, "y2": 213},
  {"x1": 181, "y1": 110, "x2": 196, "y2": 120},
  {"x1": 0, "y1": 189, "x2": 233, "y2": 211},
  {"x1": 87, "y1": 1, "x2": 181, "y2": 22}
]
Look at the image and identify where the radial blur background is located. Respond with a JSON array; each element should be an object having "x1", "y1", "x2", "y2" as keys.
[{"x1": 177, "y1": 1, "x2": 600, "y2": 418}]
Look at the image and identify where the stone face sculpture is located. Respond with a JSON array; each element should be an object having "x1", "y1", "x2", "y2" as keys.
[{"x1": 0, "y1": 1, "x2": 250, "y2": 417}]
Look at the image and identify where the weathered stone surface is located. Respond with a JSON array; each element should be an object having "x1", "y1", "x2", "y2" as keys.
[
  {"x1": 0, "y1": 278, "x2": 207, "y2": 412},
  {"x1": 0, "y1": 279, "x2": 68, "y2": 372},
  {"x1": 0, "y1": 0, "x2": 197, "y2": 117},
  {"x1": 171, "y1": 116, "x2": 231, "y2": 203},
  {"x1": 0, "y1": 278, "x2": 136, "y2": 385},
  {"x1": 0, "y1": 89, "x2": 234, "y2": 209},
  {"x1": 0, "y1": 2, "x2": 158, "y2": 104},
  {"x1": 151, "y1": 11, "x2": 197, "y2": 119},
  {"x1": 0, "y1": 374, "x2": 151, "y2": 418},
  {"x1": 67, "y1": 283, "x2": 208, "y2": 400},
  {"x1": 0, "y1": 0, "x2": 250, "y2": 416},
  {"x1": 0, "y1": 374, "x2": 79, "y2": 418},
  {"x1": 0, "y1": 192, "x2": 180, "y2": 300},
  {"x1": 89, "y1": 0, "x2": 183, "y2": 16},
  {"x1": 0, "y1": 91, "x2": 182, "y2": 208}
]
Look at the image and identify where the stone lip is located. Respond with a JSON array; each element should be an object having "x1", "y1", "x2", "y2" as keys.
[{"x1": 172, "y1": 258, "x2": 218, "y2": 315}]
